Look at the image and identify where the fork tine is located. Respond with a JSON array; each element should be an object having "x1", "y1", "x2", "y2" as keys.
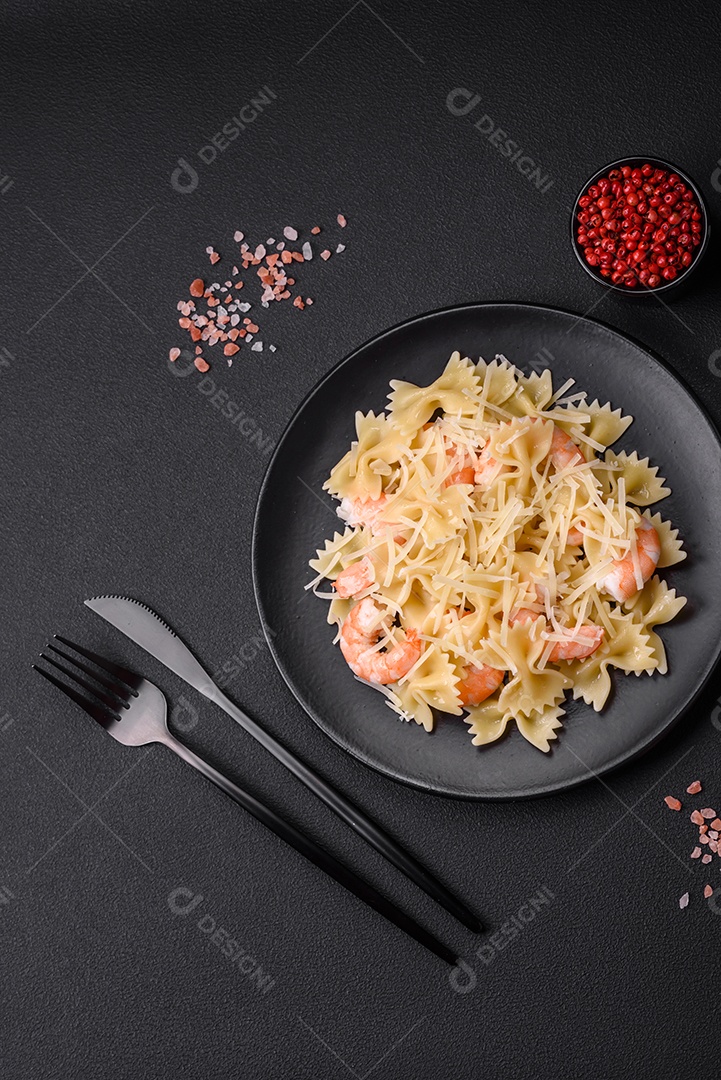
[
  {"x1": 53, "y1": 635, "x2": 140, "y2": 695},
  {"x1": 46, "y1": 643, "x2": 130, "y2": 707},
  {"x1": 39, "y1": 653, "x2": 123, "y2": 714},
  {"x1": 33, "y1": 665, "x2": 119, "y2": 729}
]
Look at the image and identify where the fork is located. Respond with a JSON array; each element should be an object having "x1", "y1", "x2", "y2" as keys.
[{"x1": 33, "y1": 637, "x2": 458, "y2": 966}]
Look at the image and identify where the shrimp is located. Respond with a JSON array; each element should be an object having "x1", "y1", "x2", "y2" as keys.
[
  {"x1": 444, "y1": 446, "x2": 475, "y2": 487},
  {"x1": 510, "y1": 608, "x2": 604, "y2": 662},
  {"x1": 333, "y1": 555, "x2": 375, "y2": 599},
  {"x1": 548, "y1": 625, "x2": 605, "y2": 661},
  {"x1": 421, "y1": 422, "x2": 475, "y2": 487},
  {"x1": 339, "y1": 597, "x2": 422, "y2": 684},
  {"x1": 567, "y1": 524, "x2": 584, "y2": 546},
  {"x1": 474, "y1": 439, "x2": 500, "y2": 487},
  {"x1": 457, "y1": 663, "x2": 505, "y2": 707},
  {"x1": 338, "y1": 495, "x2": 407, "y2": 543},
  {"x1": 549, "y1": 425, "x2": 586, "y2": 471},
  {"x1": 599, "y1": 517, "x2": 661, "y2": 602},
  {"x1": 338, "y1": 495, "x2": 391, "y2": 531}
]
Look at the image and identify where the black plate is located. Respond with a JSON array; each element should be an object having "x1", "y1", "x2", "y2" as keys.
[{"x1": 252, "y1": 303, "x2": 721, "y2": 799}]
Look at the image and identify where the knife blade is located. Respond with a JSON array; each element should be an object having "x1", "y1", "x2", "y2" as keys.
[{"x1": 84, "y1": 595, "x2": 218, "y2": 699}]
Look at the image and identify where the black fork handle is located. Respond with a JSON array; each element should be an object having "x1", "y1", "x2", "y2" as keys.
[
  {"x1": 207, "y1": 689, "x2": 480, "y2": 934},
  {"x1": 161, "y1": 733, "x2": 458, "y2": 967}
]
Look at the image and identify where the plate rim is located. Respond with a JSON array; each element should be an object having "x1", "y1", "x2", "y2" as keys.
[{"x1": 252, "y1": 300, "x2": 721, "y2": 800}]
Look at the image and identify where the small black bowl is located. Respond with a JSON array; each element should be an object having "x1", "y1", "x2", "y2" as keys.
[{"x1": 570, "y1": 156, "x2": 710, "y2": 300}]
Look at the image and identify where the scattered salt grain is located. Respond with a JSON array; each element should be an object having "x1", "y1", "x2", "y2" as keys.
[
  {"x1": 251, "y1": 341, "x2": 263, "y2": 351},
  {"x1": 254, "y1": 244, "x2": 266, "y2": 260},
  {"x1": 664, "y1": 796, "x2": 682, "y2": 811},
  {"x1": 701, "y1": 808, "x2": 717, "y2": 819},
  {"x1": 230, "y1": 314, "x2": 240, "y2": 327},
  {"x1": 311, "y1": 226, "x2": 321, "y2": 234},
  {"x1": 169, "y1": 348, "x2": 180, "y2": 362},
  {"x1": 336, "y1": 243, "x2": 346, "y2": 253},
  {"x1": 687, "y1": 780, "x2": 702, "y2": 794},
  {"x1": 276, "y1": 241, "x2": 285, "y2": 250},
  {"x1": 704, "y1": 885, "x2": 713, "y2": 898},
  {"x1": 679, "y1": 892, "x2": 689, "y2": 909},
  {"x1": 194, "y1": 357, "x2": 210, "y2": 373},
  {"x1": 691, "y1": 810, "x2": 705, "y2": 825},
  {"x1": 320, "y1": 249, "x2": 331, "y2": 260},
  {"x1": 266, "y1": 237, "x2": 275, "y2": 244},
  {"x1": 337, "y1": 214, "x2": 347, "y2": 227},
  {"x1": 239, "y1": 302, "x2": 251, "y2": 312},
  {"x1": 702, "y1": 854, "x2": 713, "y2": 864},
  {"x1": 691, "y1": 846, "x2": 702, "y2": 859},
  {"x1": 302, "y1": 242, "x2": 313, "y2": 260},
  {"x1": 283, "y1": 226, "x2": 298, "y2": 241},
  {"x1": 234, "y1": 231, "x2": 244, "y2": 242},
  {"x1": 269, "y1": 344, "x2": 276, "y2": 352}
]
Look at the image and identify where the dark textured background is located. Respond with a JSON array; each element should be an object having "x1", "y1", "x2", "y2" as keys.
[{"x1": 2, "y1": 2, "x2": 721, "y2": 1077}]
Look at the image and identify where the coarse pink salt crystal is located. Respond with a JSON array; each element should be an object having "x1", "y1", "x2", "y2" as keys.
[
  {"x1": 704, "y1": 885, "x2": 713, "y2": 898},
  {"x1": 194, "y1": 357, "x2": 210, "y2": 373},
  {"x1": 691, "y1": 846, "x2": 702, "y2": 859},
  {"x1": 679, "y1": 892, "x2": 689, "y2": 909},
  {"x1": 210, "y1": 252, "x2": 220, "y2": 265},
  {"x1": 169, "y1": 348, "x2": 180, "y2": 362},
  {"x1": 320, "y1": 249, "x2": 331, "y2": 260},
  {"x1": 691, "y1": 810, "x2": 705, "y2": 825},
  {"x1": 337, "y1": 214, "x2": 347, "y2": 227},
  {"x1": 283, "y1": 226, "x2": 298, "y2": 241},
  {"x1": 687, "y1": 780, "x2": 702, "y2": 794},
  {"x1": 702, "y1": 854, "x2": 713, "y2": 864},
  {"x1": 234, "y1": 231, "x2": 244, "y2": 242},
  {"x1": 664, "y1": 796, "x2": 682, "y2": 811},
  {"x1": 700, "y1": 808, "x2": 717, "y2": 819},
  {"x1": 311, "y1": 226, "x2": 321, "y2": 234},
  {"x1": 700, "y1": 834, "x2": 710, "y2": 845}
]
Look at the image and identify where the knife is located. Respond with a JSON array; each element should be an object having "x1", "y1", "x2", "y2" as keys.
[{"x1": 84, "y1": 595, "x2": 481, "y2": 933}]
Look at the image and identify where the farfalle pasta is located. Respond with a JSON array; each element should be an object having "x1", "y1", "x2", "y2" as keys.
[{"x1": 307, "y1": 352, "x2": 687, "y2": 753}]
